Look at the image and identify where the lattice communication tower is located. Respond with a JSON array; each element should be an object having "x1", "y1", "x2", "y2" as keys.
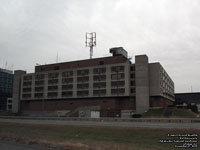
[{"x1": 85, "y1": 32, "x2": 96, "y2": 59}]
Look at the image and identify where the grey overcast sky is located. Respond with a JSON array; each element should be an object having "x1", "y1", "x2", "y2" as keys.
[{"x1": 0, "y1": 0, "x2": 200, "y2": 93}]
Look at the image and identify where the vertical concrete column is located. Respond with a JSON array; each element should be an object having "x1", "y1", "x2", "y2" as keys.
[
  {"x1": 12, "y1": 70, "x2": 26, "y2": 113},
  {"x1": 73, "y1": 70, "x2": 77, "y2": 98},
  {"x1": 31, "y1": 74, "x2": 35, "y2": 99},
  {"x1": 124, "y1": 63, "x2": 130, "y2": 96},
  {"x1": 57, "y1": 72, "x2": 62, "y2": 98},
  {"x1": 20, "y1": 75, "x2": 24, "y2": 100},
  {"x1": 44, "y1": 73, "x2": 48, "y2": 99},
  {"x1": 106, "y1": 66, "x2": 111, "y2": 96},
  {"x1": 135, "y1": 55, "x2": 149, "y2": 114},
  {"x1": 89, "y1": 68, "x2": 93, "y2": 97}
]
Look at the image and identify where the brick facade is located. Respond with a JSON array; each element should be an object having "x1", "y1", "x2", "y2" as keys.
[
  {"x1": 35, "y1": 55, "x2": 128, "y2": 72},
  {"x1": 150, "y1": 96, "x2": 173, "y2": 108},
  {"x1": 21, "y1": 97, "x2": 136, "y2": 116}
]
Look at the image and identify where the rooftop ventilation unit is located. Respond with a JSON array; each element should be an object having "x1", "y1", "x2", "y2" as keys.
[{"x1": 109, "y1": 47, "x2": 128, "y2": 58}]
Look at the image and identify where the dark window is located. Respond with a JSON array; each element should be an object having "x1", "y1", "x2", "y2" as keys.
[
  {"x1": 8, "y1": 105, "x2": 12, "y2": 109},
  {"x1": 93, "y1": 82, "x2": 106, "y2": 88},
  {"x1": 131, "y1": 88, "x2": 136, "y2": 93},
  {"x1": 62, "y1": 78, "x2": 73, "y2": 84},
  {"x1": 35, "y1": 74, "x2": 45, "y2": 80},
  {"x1": 34, "y1": 93, "x2": 43, "y2": 98},
  {"x1": 23, "y1": 75, "x2": 32, "y2": 81},
  {"x1": 93, "y1": 68, "x2": 106, "y2": 74},
  {"x1": 23, "y1": 88, "x2": 31, "y2": 92},
  {"x1": 130, "y1": 73, "x2": 135, "y2": 78},
  {"x1": 93, "y1": 89, "x2": 106, "y2": 96},
  {"x1": 77, "y1": 69, "x2": 89, "y2": 76},
  {"x1": 35, "y1": 80, "x2": 44, "y2": 86},
  {"x1": 93, "y1": 75, "x2": 106, "y2": 81},
  {"x1": 62, "y1": 91, "x2": 73, "y2": 97},
  {"x1": 111, "y1": 66, "x2": 124, "y2": 72},
  {"x1": 48, "y1": 92, "x2": 58, "y2": 97},
  {"x1": 22, "y1": 94, "x2": 31, "y2": 98},
  {"x1": 111, "y1": 73, "x2": 124, "y2": 80},
  {"x1": 130, "y1": 80, "x2": 135, "y2": 86},
  {"x1": 48, "y1": 86, "x2": 58, "y2": 91},
  {"x1": 62, "y1": 84, "x2": 73, "y2": 90},
  {"x1": 111, "y1": 88, "x2": 125, "y2": 95},
  {"x1": 40, "y1": 68, "x2": 45, "y2": 71},
  {"x1": 35, "y1": 87, "x2": 44, "y2": 92},
  {"x1": 48, "y1": 73, "x2": 59, "y2": 79},
  {"x1": 111, "y1": 81, "x2": 125, "y2": 87},
  {"x1": 77, "y1": 76, "x2": 89, "y2": 83},
  {"x1": 77, "y1": 90, "x2": 89, "y2": 97},
  {"x1": 130, "y1": 65, "x2": 135, "y2": 71},
  {"x1": 77, "y1": 83, "x2": 89, "y2": 89},
  {"x1": 62, "y1": 71, "x2": 73, "y2": 77},
  {"x1": 99, "y1": 61, "x2": 104, "y2": 65},
  {"x1": 54, "y1": 66, "x2": 60, "y2": 70},
  {"x1": 48, "y1": 79, "x2": 58, "y2": 85}
]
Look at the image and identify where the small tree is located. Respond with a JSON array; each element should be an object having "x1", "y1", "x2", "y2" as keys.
[
  {"x1": 191, "y1": 105, "x2": 198, "y2": 113},
  {"x1": 187, "y1": 103, "x2": 192, "y2": 109}
]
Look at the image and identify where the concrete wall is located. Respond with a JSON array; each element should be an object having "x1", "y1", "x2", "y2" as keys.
[
  {"x1": 135, "y1": 55, "x2": 149, "y2": 114},
  {"x1": 12, "y1": 70, "x2": 26, "y2": 113},
  {"x1": 149, "y1": 63, "x2": 160, "y2": 96},
  {"x1": 149, "y1": 63, "x2": 174, "y2": 101},
  {"x1": 21, "y1": 62, "x2": 130, "y2": 100}
]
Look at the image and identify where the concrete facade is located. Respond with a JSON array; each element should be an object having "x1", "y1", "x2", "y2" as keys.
[
  {"x1": 12, "y1": 47, "x2": 175, "y2": 116},
  {"x1": 135, "y1": 55, "x2": 149, "y2": 114},
  {"x1": 12, "y1": 70, "x2": 26, "y2": 113},
  {"x1": 149, "y1": 63, "x2": 174, "y2": 101}
]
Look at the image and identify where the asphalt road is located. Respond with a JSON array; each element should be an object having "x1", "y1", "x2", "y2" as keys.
[
  {"x1": 0, "y1": 141, "x2": 47, "y2": 150},
  {"x1": 0, "y1": 118, "x2": 200, "y2": 129}
]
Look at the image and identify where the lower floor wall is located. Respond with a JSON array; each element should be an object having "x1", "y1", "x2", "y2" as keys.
[
  {"x1": 150, "y1": 96, "x2": 174, "y2": 108},
  {"x1": 20, "y1": 96, "x2": 174, "y2": 117},
  {"x1": 20, "y1": 97, "x2": 136, "y2": 117}
]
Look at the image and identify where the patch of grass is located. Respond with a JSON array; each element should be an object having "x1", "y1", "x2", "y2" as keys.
[
  {"x1": 172, "y1": 108, "x2": 197, "y2": 118},
  {"x1": 0, "y1": 122, "x2": 199, "y2": 150},
  {"x1": 142, "y1": 108, "x2": 165, "y2": 118}
]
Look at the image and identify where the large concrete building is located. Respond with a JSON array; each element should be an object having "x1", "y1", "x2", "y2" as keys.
[
  {"x1": 0, "y1": 68, "x2": 14, "y2": 110},
  {"x1": 12, "y1": 47, "x2": 174, "y2": 117}
]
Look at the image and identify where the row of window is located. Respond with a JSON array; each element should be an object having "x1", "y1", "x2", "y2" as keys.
[
  {"x1": 24, "y1": 66, "x2": 125, "y2": 81},
  {"x1": 22, "y1": 88, "x2": 126, "y2": 99},
  {"x1": 30, "y1": 87, "x2": 136, "y2": 96},
  {"x1": 23, "y1": 73, "x2": 127, "y2": 87},
  {"x1": 23, "y1": 80, "x2": 126, "y2": 93}
]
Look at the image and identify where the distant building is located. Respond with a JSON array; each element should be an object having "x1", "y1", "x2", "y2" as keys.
[
  {"x1": 0, "y1": 68, "x2": 14, "y2": 110},
  {"x1": 12, "y1": 47, "x2": 175, "y2": 117},
  {"x1": 7, "y1": 97, "x2": 12, "y2": 111},
  {"x1": 175, "y1": 92, "x2": 200, "y2": 111}
]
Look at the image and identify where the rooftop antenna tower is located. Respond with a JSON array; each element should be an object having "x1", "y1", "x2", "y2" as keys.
[{"x1": 85, "y1": 32, "x2": 96, "y2": 59}]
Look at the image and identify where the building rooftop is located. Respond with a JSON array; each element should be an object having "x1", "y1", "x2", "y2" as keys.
[
  {"x1": 0, "y1": 68, "x2": 13, "y2": 74},
  {"x1": 35, "y1": 55, "x2": 130, "y2": 73}
]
